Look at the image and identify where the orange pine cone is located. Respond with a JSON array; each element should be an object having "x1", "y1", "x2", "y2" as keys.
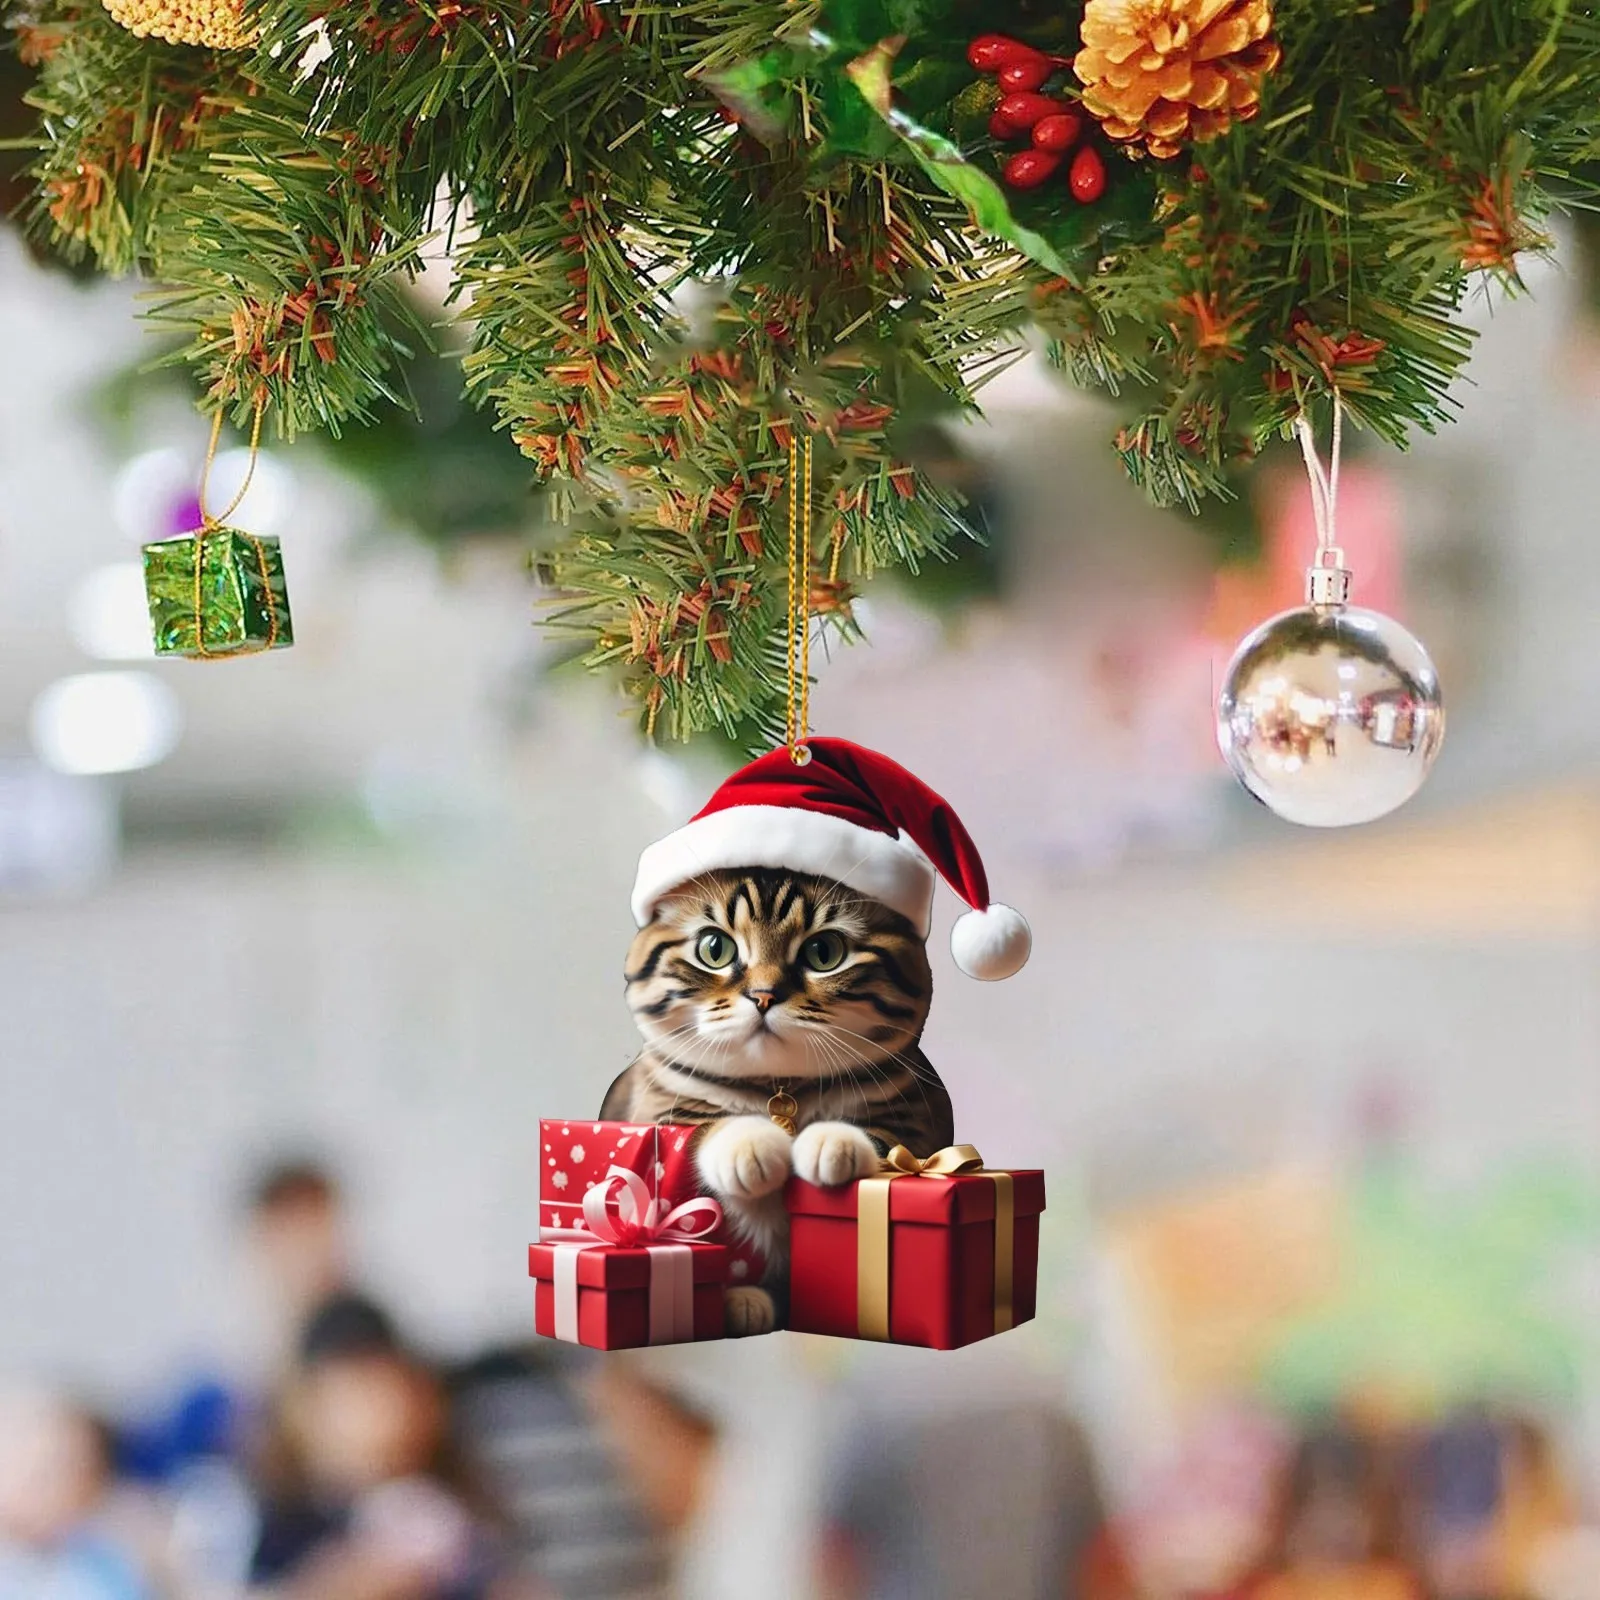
[{"x1": 1074, "y1": 0, "x2": 1281, "y2": 160}]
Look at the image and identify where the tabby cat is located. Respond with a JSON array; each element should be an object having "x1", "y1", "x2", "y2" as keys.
[{"x1": 600, "y1": 866, "x2": 954, "y2": 1336}]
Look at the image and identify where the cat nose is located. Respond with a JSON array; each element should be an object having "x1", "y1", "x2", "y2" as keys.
[{"x1": 749, "y1": 990, "x2": 775, "y2": 1013}]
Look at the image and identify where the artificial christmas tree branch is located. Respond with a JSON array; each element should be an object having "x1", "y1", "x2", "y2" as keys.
[{"x1": 10, "y1": 0, "x2": 1600, "y2": 736}]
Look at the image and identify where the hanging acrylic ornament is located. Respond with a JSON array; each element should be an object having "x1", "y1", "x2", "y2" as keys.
[{"x1": 1215, "y1": 401, "x2": 1444, "y2": 827}]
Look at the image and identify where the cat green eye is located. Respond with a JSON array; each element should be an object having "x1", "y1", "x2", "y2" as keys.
[
  {"x1": 801, "y1": 931, "x2": 847, "y2": 972},
  {"x1": 695, "y1": 929, "x2": 737, "y2": 969}
]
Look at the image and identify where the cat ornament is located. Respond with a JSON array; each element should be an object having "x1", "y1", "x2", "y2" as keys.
[{"x1": 602, "y1": 737, "x2": 1030, "y2": 1336}]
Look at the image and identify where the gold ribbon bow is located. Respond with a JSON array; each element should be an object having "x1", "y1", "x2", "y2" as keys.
[
  {"x1": 856, "y1": 1143, "x2": 1016, "y2": 1342},
  {"x1": 879, "y1": 1143, "x2": 984, "y2": 1177}
]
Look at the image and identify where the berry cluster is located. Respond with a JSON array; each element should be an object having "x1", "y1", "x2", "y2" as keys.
[{"x1": 967, "y1": 33, "x2": 1106, "y2": 203}]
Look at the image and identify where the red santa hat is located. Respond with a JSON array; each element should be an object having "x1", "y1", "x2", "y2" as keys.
[{"x1": 631, "y1": 737, "x2": 1031, "y2": 980}]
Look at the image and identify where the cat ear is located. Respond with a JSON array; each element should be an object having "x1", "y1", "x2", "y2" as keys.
[{"x1": 950, "y1": 903, "x2": 1031, "y2": 981}]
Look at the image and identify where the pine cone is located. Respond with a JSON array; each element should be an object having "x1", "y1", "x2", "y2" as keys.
[{"x1": 1074, "y1": 0, "x2": 1281, "y2": 160}]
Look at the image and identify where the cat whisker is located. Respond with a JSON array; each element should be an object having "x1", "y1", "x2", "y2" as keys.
[
  {"x1": 805, "y1": 1027, "x2": 882, "y2": 1120},
  {"x1": 820, "y1": 1034, "x2": 899, "y2": 1104},
  {"x1": 787, "y1": 1024, "x2": 915, "y2": 1088},
  {"x1": 807, "y1": 1025, "x2": 946, "y2": 1117},
  {"x1": 814, "y1": 1020, "x2": 942, "y2": 1082},
  {"x1": 638, "y1": 1019, "x2": 712, "y2": 1052}
]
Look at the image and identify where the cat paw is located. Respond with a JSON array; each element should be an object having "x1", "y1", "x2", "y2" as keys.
[
  {"x1": 696, "y1": 1116, "x2": 793, "y2": 1201},
  {"x1": 792, "y1": 1122, "x2": 880, "y2": 1187},
  {"x1": 723, "y1": 1285, "x2": 777, "y2": 1338}
]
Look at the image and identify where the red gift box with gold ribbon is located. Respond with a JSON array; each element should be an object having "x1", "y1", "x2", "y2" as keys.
[{"x1": 785, "y1": 1145, "x2": 1045, "y2": 1349}]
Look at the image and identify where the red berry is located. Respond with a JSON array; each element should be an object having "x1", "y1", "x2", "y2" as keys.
[
  {"x1": 967, "y1": 33, "x2": 1043, "y2": 72},
  {"x1": 1031, "y1": 112, "x2": 1083, "y2": 152},
  {"x1": 994, "y1": 92, "x2": 1060, "y2": 131},
  {"x1": 1002, "y1": 149, "x2": 1062, "y2": 189},
  {"x1": 989, "y1": 110, "x2": 1020, "y2": 140},
  {"x1": 998, "y1": 57, "x2": 1052, "y2": 93},
  {"x1": 1068, "y1": 144, "x2": 1107, "y2": 202}
]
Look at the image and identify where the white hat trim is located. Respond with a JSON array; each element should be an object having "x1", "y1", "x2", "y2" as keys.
[{"x1": 632, "y1": 804, "x2": 937, "y2": 933}]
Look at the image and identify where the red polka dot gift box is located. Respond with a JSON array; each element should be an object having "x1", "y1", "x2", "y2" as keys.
[{"x1": 531, "y1": 1120, "x2": 765, "y2": 1347}]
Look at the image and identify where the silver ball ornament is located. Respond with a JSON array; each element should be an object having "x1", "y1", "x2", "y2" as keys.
[{"x1": 1216, "y1": 600, "x2": 1445, "y2": 828}]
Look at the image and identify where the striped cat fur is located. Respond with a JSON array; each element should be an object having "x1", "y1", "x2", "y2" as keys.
[{"x1": 601, "y1": 867, "x2": 954, "y2": 1335}]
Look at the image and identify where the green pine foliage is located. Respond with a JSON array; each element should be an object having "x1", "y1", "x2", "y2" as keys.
[
  {"x1": 11, "y1": 0, "x2": 1600, "y2": 736},
  {"x1": 830, "y1": 0, "x2": 1600, "y2": 501}
]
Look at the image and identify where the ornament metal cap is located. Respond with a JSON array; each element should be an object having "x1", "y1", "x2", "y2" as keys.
[{"x1": 1306, "y1": 545, "x2": 1353, "y2": 611}]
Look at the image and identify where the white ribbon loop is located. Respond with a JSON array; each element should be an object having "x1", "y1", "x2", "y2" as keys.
[
  {"x1": 1293, "y1": 396, "x2": 1344, "y2": 553},
  {"x1": 578, "y1": 1164, "x2": 723, "y2": 1246},
  {"x1": 539, "y1": 1162, "x2": 724, "y2": 1346}
]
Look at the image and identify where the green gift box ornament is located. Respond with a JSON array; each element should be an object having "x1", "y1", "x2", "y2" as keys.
[
  {"x1": 143, "y1": 526, "x2": 293, "y2": 657},
  {"x1": 141, "y1": 404, "x2": 293, "y2": 659}
]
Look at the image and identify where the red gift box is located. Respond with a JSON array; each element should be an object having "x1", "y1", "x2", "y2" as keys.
[
  {"x1": 529, "y1": 1238, "x2": 728, "y2": 1349},
  {"x1": 530, "y1": 1162, "x2": 728, "y2": 1350},
  {"x1": 786, "y1": 1146, "x2": 1045, "y2": 1350},
  {"x1": 539, "y1": 1119, "x2": 766, "y2": 1286}
]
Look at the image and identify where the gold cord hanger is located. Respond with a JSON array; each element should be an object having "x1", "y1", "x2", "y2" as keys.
[
  {"x1": 197, "y1": 398, "x2": 263, "y2": 531},
  {"x1": 190, "y1": 396, "x2": 279, "y2": 658},
  {"x1": 786, "y1": 432, "x2": 813, "y2": 765}
]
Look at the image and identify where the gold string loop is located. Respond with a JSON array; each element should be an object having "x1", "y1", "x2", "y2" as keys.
[
  {"x1": 189, "y1": 395, "x2": 279, "y2": 659},
  {"x1": 198, "y1": 396, "x2": 264, "y2": 531},
  {"x1": 786, "y1": 432, "x2": 814, "y2": 765}
]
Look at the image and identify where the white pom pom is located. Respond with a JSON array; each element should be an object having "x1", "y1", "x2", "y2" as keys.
[{"x1": 950, "y1": 903, "x2": 1031, "y2": 981}]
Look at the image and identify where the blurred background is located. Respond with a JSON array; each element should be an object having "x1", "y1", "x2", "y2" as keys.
[{"x1": 6, "y1": 184, "x2": 1600, "y2": 1600}]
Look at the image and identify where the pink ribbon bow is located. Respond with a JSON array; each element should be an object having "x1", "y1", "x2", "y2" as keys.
[
  {"x1": 540, "y1": 1165, "x2": 724, "y2": 1345},
  {"x1": 578, "y1": 1165, "x2": 724, "y2": 1247}
]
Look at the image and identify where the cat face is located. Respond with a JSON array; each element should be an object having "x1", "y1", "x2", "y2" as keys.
[{"x1": 625, "y1": 868, "x2": 931, "y2": 1080}]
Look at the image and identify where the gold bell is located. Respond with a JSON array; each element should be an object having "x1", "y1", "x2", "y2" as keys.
[{"x1": 766, "y1": 1086, "x2": 799, "y2": 1136}]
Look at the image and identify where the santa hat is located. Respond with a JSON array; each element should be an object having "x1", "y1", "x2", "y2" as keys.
[{"x1": 631, "y1": 737, "x2": 1031, "y2": 981}]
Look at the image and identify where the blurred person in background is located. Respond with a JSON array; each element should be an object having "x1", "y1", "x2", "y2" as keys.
[
  {"x1": 1404, "y1": 1409, "x2": 1586, "y2": 1600},
  {"x1": 244, "y1": 1164, "x2": 348, "y2": 1337},
  {"x1": 1407, "y1": 1410, "x2": 1505, "y2": 1600},
  {"x1": 1244, "y1": 1418, "x2": 1421, "y2": 1600},
  {"x1": 448, "y1": 1352, "x2": 699, "y2": 1600},
  {"x1": 1113, "y1": 1403, "x2": 1290, "y2": 1598},
  {"x1": 811, "y1": 1391, "x2": 1121, "y2": 1600},
  {"x1": 117, "y1": 1156, "x2": 353, "y2": 1494},
  {"x1": 0, "y1": 1390, "x2": 152, "y2": 1600},
  {"x1": 243, "y1": 1159, "x2": 354, "y2": 1374},
  {"x1": 149, "y1": 1156, "x2": 692, "y2": 1600},
  {"x1": 1494, "y1": 1416, "x2": 1579, "y2": 1600},
  {"x1": 110, "y1": 1157, "x2": 359, "y2": 1598},
  {"x1": 245, "y1": 1293, "x2": 494, "y2": 1600}
]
